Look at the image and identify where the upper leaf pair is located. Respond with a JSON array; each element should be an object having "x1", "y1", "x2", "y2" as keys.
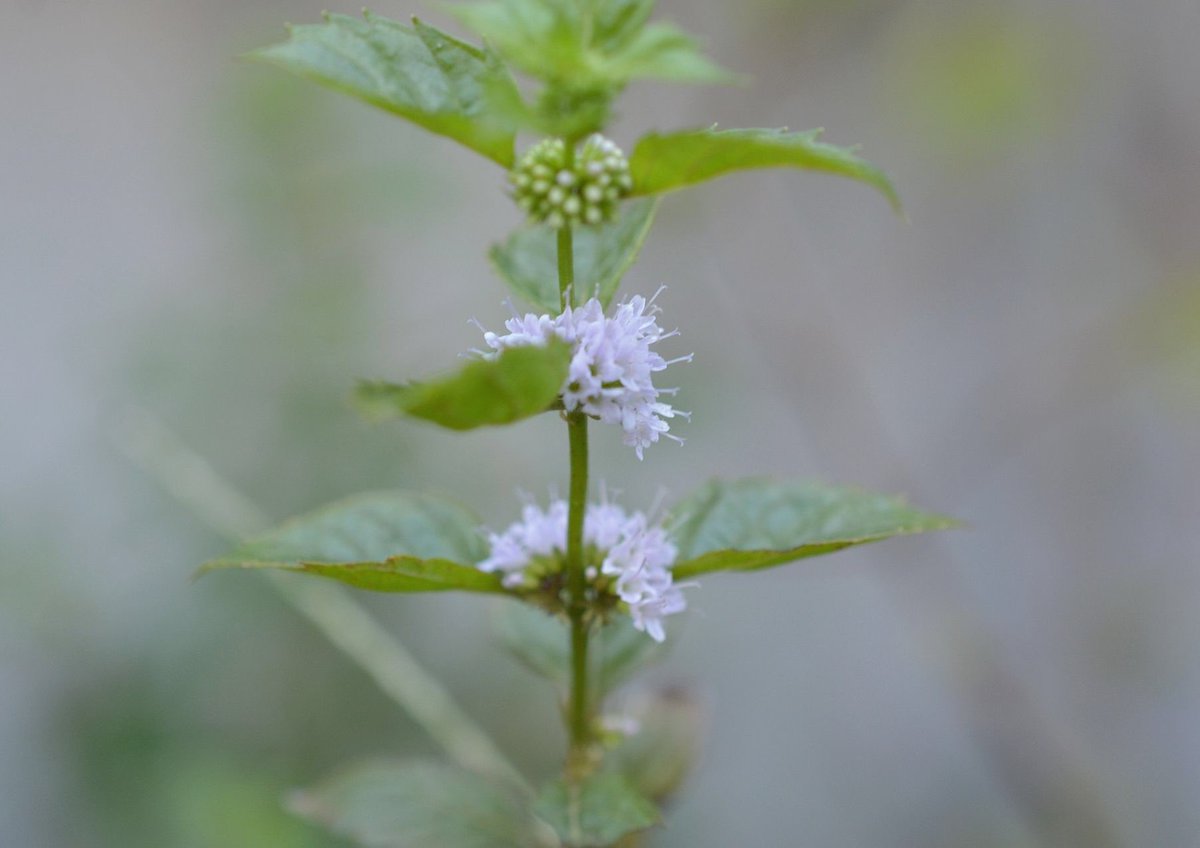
[
  {"x1": 247, "y1": 11, "x2": 900, "y2": 215},
  {"x1": 245, "y1": 2, "x2": 727, "y2": 166},
  {"x1": 250, "y1": 13, "x2": 519, "y2": 165},
  {"x1": 487, "y1": 124, "x2": 898, "y2": 310}
]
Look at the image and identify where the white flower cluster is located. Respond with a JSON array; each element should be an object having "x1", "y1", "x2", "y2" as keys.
[
  {"x1": 478, "y1": 497, "x2": 687, "y2": 642},
  {"x1": 509, "y1": 134, "x2": 633, "y2": 228},
  {"x1": 481, "y1": 291, "x2": 690, "y2": 459}
]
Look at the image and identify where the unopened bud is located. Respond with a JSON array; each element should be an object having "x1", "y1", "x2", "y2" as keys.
[{"x1": 508, "y1": 134, "x2": 632, "y2": 228}]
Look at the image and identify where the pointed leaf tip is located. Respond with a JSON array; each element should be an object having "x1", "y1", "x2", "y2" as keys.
[
  {"x1": 198, "y1": 491, "x2": 503, "y2": 595},
  {"x1": 668, "y1": 478, "x2": 954, "y2": 579},
  {"x1": 629, "y1": 127, "x2": 902, "y2": 212},
  {"x1": 355, "y1": 340, "x2": 571, "y2": 431},
  {"x1": 293, "y1": 760, "x2": 542, "y2": 847},
  {"x1": 247, "y1": 12, "x2": 518, "y2": 165}
]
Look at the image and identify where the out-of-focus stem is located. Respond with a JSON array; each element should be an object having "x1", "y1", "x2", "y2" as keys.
[{"x1": 111, "y1": 406, "x2": 528, "y2": 793}]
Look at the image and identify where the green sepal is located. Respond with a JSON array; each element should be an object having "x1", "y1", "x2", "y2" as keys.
[
  {"x1": 248, "y1": 13, "x2": 520, "y2": 166},
  {"x1": 493, "y1": 602, "x2": 666, "y2": 700},
  {"x1": 356, "y1": 340, "x2": 571, "y2": 431},
  {"x1": 629, "y1": 127, "x2": 901, "y2": 211},
  {"x1": 668, "y1": 479, "x2": 957, "y2": 579},
  {"x1": 491, "y1": 198, "x2": 660, "y2": 311},
  {"x1": 289, "y1": 759, "x2": 552, "y2": 848},
  {"x1": 199, "y1": 492, "x2": 504, "y2": 594},
  {"x1": 533, "y1": 772, "x2": 660, "y2": 846}
]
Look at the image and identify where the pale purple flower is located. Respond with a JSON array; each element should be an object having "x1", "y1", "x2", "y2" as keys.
[
  {"x1": 479, "y1": 290, "x2": 691, "y2": 459},
  {"x1": 628, "y1": 584, "x2": 688, "y2": 644},
  {"x1": 478, "y1": 494, "x2": 687, "y2": 642},
  {"x1": 478, "y1": 499, "x2": 567, "y2": 588}
]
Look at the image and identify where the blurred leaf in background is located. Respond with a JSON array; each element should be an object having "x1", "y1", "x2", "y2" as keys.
[
  {"x1": 884, "y1": 3, "x2": 1089, "y2": 160},
  {"x1": 1128, "y1": 269, "x2": 1200, "y2": 408},
  {"x1": 6, "y1": 0, "x2": 1198, "y2": 846},
  {"x1": 127, "y1": 61, "x2": 462, "y2": 516},
  {"x1": 52, "y1": 61, "x2": 449, "y2": 848}
]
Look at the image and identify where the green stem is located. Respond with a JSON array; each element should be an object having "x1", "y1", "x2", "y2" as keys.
[
  {"x1": 566, "y1": 412, "x2": 590, "y2": 758},
  {"x1": 558, "y1": 140, "x2": 576, "y2": 311},
  {"x1": 557, "y1": 185, "x2": 592, "y2": 777},
  {"x1": 558, "y1": 226, "x2": 574, "y2": 309}
]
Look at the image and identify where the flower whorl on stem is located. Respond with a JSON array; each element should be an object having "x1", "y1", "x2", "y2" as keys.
[
  {"x1": 479, "y1": 290, "x2": 691, "y2": 459},
  {"x1": 478, "y1": 494, "x2": 688, "y2": 642}
]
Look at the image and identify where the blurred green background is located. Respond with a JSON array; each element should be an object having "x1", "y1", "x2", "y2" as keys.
[{"x1": 3, "y1": 0, "x2": 1198, "y2": 845}]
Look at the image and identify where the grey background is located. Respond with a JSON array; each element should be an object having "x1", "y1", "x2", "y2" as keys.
[{"x1": 2, "y1": 0, "x2": 1198, "y2": 845}]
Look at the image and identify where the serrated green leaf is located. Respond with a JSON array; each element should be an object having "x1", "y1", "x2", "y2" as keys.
[
  {"x1": 248, "y1": 13, "x2": 519, "y2": 165},
  {"x1": 493, "y1": 603, "x2": 666, "y2": 698},
  {"x1": 356, "y1": 341, "x2": 571, "y2": 431},
  {"x1": 629, "y1": 127, "x2": 901, "y2": 211},
  {"x1": 668, "y1": 479, "x2": 956, "y2": 579},
  {"x1": 200, "y1": 492, "x2": 504, "y2": 594},
  {"x1": 490, "y1": 198, "x2": 660, "y2": 311},
  {"x1": 534, "y1": 773, "x2": 659, "y2": 846},
  {"x1": 290, "y1": 760, "x2": 548, "y2": 848}
]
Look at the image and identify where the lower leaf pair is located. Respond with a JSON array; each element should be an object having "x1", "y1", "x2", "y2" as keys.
[
  {"x1": 201, "y1": 481, "x2": 952, "y2": 846},
  {"x1": 292, "y1": 759, "x2": 657, "y2": 848},
  {"x1": 200, "y1": 481, "x2": 955, "y2": 644}
]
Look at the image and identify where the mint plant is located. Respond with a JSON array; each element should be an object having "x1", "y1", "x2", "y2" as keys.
[{"x1": 203, "y1": 3, "x2": 952, "y2": 845}]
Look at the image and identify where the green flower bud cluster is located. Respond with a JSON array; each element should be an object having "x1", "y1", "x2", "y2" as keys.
[{"x1": 509, "y1": 134, "x2": 633, "y2": 228}]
